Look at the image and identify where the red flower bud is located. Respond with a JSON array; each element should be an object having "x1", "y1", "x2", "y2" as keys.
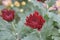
[{"x1": 1, "y1": 9, "x2": 15, "y2": 22}]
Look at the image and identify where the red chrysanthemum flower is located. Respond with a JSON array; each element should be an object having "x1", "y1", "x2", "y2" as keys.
[
  {"x1": 25, "y1": 11, "x2": 45, "y2": 30},
  {"x1": 1, "y1": 9, "x2": 15, "y2": 22}
]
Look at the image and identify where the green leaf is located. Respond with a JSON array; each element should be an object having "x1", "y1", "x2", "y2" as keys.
[
  {"x1": 21, "y1": 31, "x2": 40, "y2": 40},
  {"x1": 46, "y1": 0, "x2": 56, "y2": 7},
  {"x1": 0, "y1": 30, "x2": 16, "y2": 40},
  {"x1": 40, "y1": 19, "x2": 54, "y2": 40},
  {"x1": 44, "y1": 14, "x2": 49, "y2": 21},
  {"x1": 15, "y1": 14, "x2": 20, "y2": 24},
  {"x1": 0, "y1": 18, "x2": 11, "y2": 31},
  {"x1": 52, "y1": 36, "x2": 60, "y2": 40}
]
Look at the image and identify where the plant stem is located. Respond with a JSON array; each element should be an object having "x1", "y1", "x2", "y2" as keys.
[{"x1": 11, "y1": 22, "x2": 20, "y2": 40}]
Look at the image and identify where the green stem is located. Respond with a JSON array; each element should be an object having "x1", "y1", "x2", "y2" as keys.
[
  {"x1": 11, "y1": 22, "x2": 20, "y2": 40},
  {"x1": 11, "y1": 22, "x2": 16, "y2": 31},
  {"x1": 38, "y1": 31, "x2": 41, "y2": 40}
]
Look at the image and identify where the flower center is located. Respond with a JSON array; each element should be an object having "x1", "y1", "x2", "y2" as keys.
[
  {"x1": 33, "y1": 19, "x2": 37, "y2": 22},
  {"x1": 7, "y1": 12, "x2": 11, "y2": 16},
  {"x1": 31, "y1": 19, "x2": 38, "y2": 25}
]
